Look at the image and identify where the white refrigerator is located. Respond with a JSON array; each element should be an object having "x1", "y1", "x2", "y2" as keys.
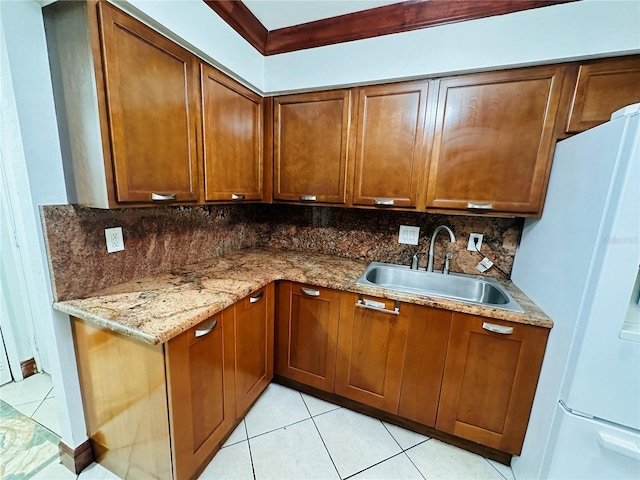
[{"x1": 510, "y1": 103, "x2": 640, "y2": 479}]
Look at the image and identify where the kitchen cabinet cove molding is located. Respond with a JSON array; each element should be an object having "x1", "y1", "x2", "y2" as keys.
[{"x1": 204, "y1": 0, "x2": 578, "y2": 56}]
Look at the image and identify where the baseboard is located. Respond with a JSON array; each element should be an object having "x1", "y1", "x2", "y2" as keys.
[
  {"x1": 20, "y1": 358, "x2": 37, "y2": 378},
  {"x1": 59, "y1": 439, "x2": 94, "y2": 474}
]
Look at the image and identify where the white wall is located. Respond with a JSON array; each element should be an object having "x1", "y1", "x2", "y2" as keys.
[
  {"x1": 265, "y1": 0, "x2": 640, "y2": 93},
  {"x1": 1, "y1": 0, "x2": 88, "y2": 448}
]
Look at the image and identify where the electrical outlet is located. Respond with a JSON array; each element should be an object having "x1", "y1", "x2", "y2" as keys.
[
  {"x1": 467, "y1": 233, "x2": 483, "y2": 251},
  {"x1": 398, "y1": 225, "x2": 420, "y2": 245},
  {"x1": 105, "y1": 227, "x2": 124, "y2": 253}
]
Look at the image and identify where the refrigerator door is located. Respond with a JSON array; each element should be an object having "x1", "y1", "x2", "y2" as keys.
[
  {"x1": 544, "y1": 405, "x2": 640, "y2": 480},
  {"x1": 560, "y1": 112, "x2": 640, "y2": 430}
]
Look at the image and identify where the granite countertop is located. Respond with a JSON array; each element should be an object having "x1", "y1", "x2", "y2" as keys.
[{"x1": 53, "y1": 248, "x2": 552, "y2": 345}]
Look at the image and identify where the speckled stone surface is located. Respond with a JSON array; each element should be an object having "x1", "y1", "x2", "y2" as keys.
[
  {"x1": 53, "y1": 248, "x2": 552, "y2": 345},
  {"x1": 41, "y1": 204, "x2": 258, "y2": 301},
  {"x1": 254, "y1": 205, "x2": 522, "y2": 279},
  {"x1": 41, "y1": 204, "x2": 522, "y2": 302}
]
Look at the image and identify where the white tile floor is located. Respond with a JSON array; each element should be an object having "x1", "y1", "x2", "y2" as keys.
[
  {"x1": 0, "y1": 372, "x2": 119, "y2": 480},
  {"x1": 1, "y1": 374, "x2": 516, "y2": 480},
  {"x1": 200, "y1": 383, "x2": 516, "y2": 480}
]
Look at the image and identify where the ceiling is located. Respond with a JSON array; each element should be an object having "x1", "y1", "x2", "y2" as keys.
[{"x1": 242, "y1": 0, "x2": 404, "y2": 31}]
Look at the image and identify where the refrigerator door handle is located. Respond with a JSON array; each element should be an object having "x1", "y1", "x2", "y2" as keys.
[{"x1": 597, "y1": 431, "x2": 640, "y2": 460}]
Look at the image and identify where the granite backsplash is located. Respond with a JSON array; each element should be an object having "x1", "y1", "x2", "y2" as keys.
[{"x1": 41, "y1": 204, "x2": 523, "y2": 301}]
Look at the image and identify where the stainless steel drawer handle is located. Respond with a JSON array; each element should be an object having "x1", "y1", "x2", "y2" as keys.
[
  {"x1": 195, "y1": 319, "x2": 218, "y2": 337},
  {"x1": 301, "y1": 287, "x2": 320, "y2": 297},
  {"x1": 356, "y1": 296, "x2": 400, "y2": 315},
  {"x1": 299, "y1": 195, "x2": 317, "y2": 202},
  {"x1": 467, "y1": 202, "x2": 493, "y2": 210},
  {"x1": 374, "y1": 198, "x2": 395, "y2": 206},
  {"x1": 231, "y1": 193, "x2": 246, "y2": 200},
  {"x1": 151, "y1": 192, "x2": 177, "y2": 201},
  {"x1": 482, "y1": 322, "x2": 513, "y2": 335},
  {"x1": 250, "y1": 291, "x2": 264, "y2": 303}
]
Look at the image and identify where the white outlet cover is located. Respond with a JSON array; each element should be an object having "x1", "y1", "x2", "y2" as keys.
[
  {"x1": 105, "y1": 227, "x2": 124, "y2": 253},
  {"x1": 399, "y1": 225, "x2": 420, "y2": 245},
  {"x1": 467, "y1": 233, "x2": 483, "y2": 251}
]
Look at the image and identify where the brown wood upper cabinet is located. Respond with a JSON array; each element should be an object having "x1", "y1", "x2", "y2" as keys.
[
  {"x1": 201, "y1": 65, "x2": 264, "y2": 202},
  {"x1": 436, "y1": 313, "x2": 549, "y2": 455},
  {"x1": 566, "y1": 55, "x2": 640, "y2": 134},
  {"x1": 426, "y1": 65, "x2": 567, "y2": 216},
  {"x1": 352, "y1": 82, "x2": 430, "y2": 208},
  {"x1": 275, "y1": 282, "x2": 341, "y2": 392},
  {"x1": 335, "y1": 292, "x2": 410, "y2": 413},
  {"x1": 44, "y1": 1, "x2": 201, "y2": 207},
  {"x1": 273, "y1": 90, "x2": 352, "y2": 204},
  {"x1": 98, "y1": 2, "x2": 200, "y2": 204}
]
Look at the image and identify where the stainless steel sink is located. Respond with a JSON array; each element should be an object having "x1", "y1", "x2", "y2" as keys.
[{"x1": 355, "y1": 262, "x2": 524, "y2": 312}]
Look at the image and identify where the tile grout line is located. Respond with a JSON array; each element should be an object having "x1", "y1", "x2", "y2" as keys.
[
  {"x1": 300, "y1": 392, "x2": 342, "y2": 480},
  {"x1": 380, "y1": 421, "x2": 428, "y2": 480},
  {"x1": 246, "y1": 416, "x2": 312, "y2": 441},
  {"x1": 342, "y1": 451, "x2": 407, "y2": 480},
  {"x1": 30, "y1": 386, "x2": 54, "y2": 418},
  {"x1": 243, "y1": 420, "x2": 257, "y2": 480},
  {"x1": 483, "y1": 456, "x2": 511, "y2": 480}
]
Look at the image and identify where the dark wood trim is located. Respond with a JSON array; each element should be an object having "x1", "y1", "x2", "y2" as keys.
[
  {"x1": 204, "y1": 0, "x2": 577, "y2": 56},
  {"x1": 274, "y1": 375, "x2": 513, "y2": 466},
  {"x1": 203, "y1": 0, "x2": 267, "y2": 55},
  {"x1": 20, "y1": 358, "x2": 37, "y2": 379},
  {"x1": 58, "y1": 438, "x2": 94, "y2": 474}
]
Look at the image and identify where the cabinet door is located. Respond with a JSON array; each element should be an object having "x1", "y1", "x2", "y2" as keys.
[
  {"x1": 275, "y1": 282, "x2": 341, "y2": 392},
  {"x1": 234, "y1": 283, "x2": 274, "y2": 418},
  {"x1": 398, "y1": 307, "x2": 452, "y2": 427},
  {"x1": 98, "y1": 3, "x2": 200, "y2": 204},
  {"x1": 436, "y1": 313, "x2": 548, "y2": 454},
  {"x1": 201, "y1": 64, "x2": 263, "y2": 202},
  {"x1": 274, "y1": 90, "x2": 351, "y2": 204},
  {"x1": 335, "y1": 293, "x2": 410, "y2": 413},
  {"x1": 166, "y1": 309, "x2": 235, "y2": 480},
  {"x1": 426, "y1": 66, "x2": 566, "y2": 216},
  {"x1": 567, "y1": 55, "x2": 640, "y2": 133},
  {"x1": 352, "y1": 82, "x2": 429, "y2": 208}
]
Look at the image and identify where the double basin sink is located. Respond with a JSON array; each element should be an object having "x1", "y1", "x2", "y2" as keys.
[{"x1": 356, "y1": 262, "x2": 524, "y2": 313}]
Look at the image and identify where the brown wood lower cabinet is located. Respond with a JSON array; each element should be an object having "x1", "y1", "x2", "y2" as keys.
[
  {"x1": 335, "y1": 292, "x2": 411, "y2": 413},
  {"x1": 72, "y1": 285, "x2": 274, "y2": 480},
  {"x1": 398, "y1": 307, "x2": 452, "y2": 427},
  {"x1": 436, "y1": 313, "x2": 549, "y2": 455},
  {"x1": 275, "y1": 282, "x2": 341, "y2": 392},
  {"x1": 73, "y1": 280, "x2": 550, "y2": 479},
  {"x1": 166, "y1": 308, "x2": 235, "y2": 480},
  {"x1": 233, "y1": 283, "x2": 275, "y2": 418}
]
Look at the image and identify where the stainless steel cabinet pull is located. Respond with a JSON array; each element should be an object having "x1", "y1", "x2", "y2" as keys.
[
  {"x1": 374, "y1": 198, "x2": 395, "y2": 206},
  {"x1": 301, "y1": 287, "x2": 320, "y2": 297},
  {"x1": 299, "y1": 195, "x2": 317, "y2": 202},
  {"x1": 195, "y1": 319, "x2": 217, "y2": 337},
  {"x1": 231, "y1": 193, "x2": 246, "y2": 200},
  {"x1": 356, "y1": 296, "x2": 400, "y2": 315},
  {"x1": 152, "y1": 192, "x2": 177, "y2": 201},
  {"x1": 482, "y1": 322, "x2": 513, "y2": 335},
  {"x1": 467, "y1": 202, "x2": 493, "y2": 210},
  {"x1": 250, "y1": 291, "x2": 264, "y2": 303}
]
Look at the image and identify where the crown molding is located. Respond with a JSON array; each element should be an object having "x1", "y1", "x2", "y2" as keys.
[{"x1": 205, "y1": 0, "x2": 578, "y2": 56}]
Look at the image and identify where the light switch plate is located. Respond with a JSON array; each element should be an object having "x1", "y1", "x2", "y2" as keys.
[
  {"x1": 399, "y1": 225, "x2": 420, "y2": 245},
  {"x1": 105, "y1": 227, "x2": 124, "y2": 253}
]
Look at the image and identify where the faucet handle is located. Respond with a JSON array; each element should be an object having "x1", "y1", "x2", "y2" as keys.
[{"x1": 410, "y1": 251, "x2": 423, "y2": 270}]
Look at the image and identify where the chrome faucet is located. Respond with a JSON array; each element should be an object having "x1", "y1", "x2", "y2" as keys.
[{"x1": 427, "y1": 225, "x2": 456, "y2": 273}]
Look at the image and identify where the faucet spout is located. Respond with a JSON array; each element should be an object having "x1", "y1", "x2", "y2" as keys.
[{"x1": 427, "y1": 225, "x2": 456, "y2": 272}]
